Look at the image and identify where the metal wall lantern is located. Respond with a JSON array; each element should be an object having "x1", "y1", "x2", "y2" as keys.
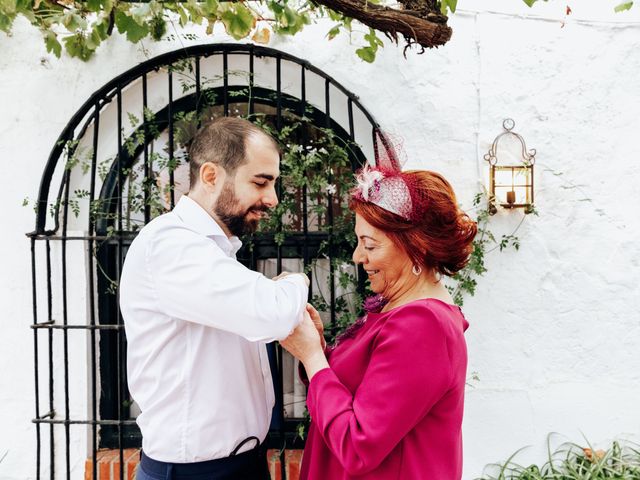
[{"x1": 484, "y1": 118, "x2": 535, "y2": 214}]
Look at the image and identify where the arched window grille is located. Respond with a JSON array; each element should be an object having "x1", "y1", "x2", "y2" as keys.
[{"x1": 28, "y1": 44, "x2": 383, "y2": 480}]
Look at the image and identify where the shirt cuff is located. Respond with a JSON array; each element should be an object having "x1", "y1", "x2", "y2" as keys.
[
  {"x1": 277, "y1": 272, "x2": 308, "y2": 293},
  {"x1": 276, "y1": 274, "x2": 309, "y2": 327}
]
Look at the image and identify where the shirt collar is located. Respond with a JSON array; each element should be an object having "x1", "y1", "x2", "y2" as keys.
[{"x1": 173, "y1": 195, "x2": 243, "y2": 256}]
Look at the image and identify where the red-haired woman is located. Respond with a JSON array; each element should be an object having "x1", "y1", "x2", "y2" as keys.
[{"x1": 281, "y1": 166, "x2": 477, "y2": 480}]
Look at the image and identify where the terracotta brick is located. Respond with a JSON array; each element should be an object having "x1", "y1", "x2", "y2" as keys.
[
  {"x1": 86, "y1": 447, "x2": 302, "y2": 480},
  {"x1": 84, "y1": 449, "x2": 141, "y2": 480},
  {"x1": 268, "y1": 449, "x2": 282, "y2": 480},
  {"x1": 124, "y1": 449, "x2": 140, "y2": 480},
  {"x1": 286, "y1": 450, "x2": 303, "y2": 480},
  {"x1": 97, "y1": 449, "x2": 119, "y2": 480}
]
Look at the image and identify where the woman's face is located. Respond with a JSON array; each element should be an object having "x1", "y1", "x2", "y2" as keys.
[{"x1": 352, "y1": 213, "x2": 414, "y2": 297}]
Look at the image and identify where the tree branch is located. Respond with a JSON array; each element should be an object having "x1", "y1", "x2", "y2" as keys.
[{"x1": 312, "y1": 0, "x2": 452, "y2": 49}]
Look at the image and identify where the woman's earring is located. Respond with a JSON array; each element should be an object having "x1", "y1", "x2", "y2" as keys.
[{"x1": 412, "y1": 264, "x2": 422, "y2": 276}]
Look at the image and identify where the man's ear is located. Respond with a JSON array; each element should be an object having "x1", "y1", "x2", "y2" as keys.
[{"x1": 199, "y1": 162, "x2": 222, "y2": 188}]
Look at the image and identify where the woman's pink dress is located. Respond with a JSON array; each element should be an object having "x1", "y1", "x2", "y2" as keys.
[{"x1": 300, "y1": 299, "x2": 469, "y2": 480}]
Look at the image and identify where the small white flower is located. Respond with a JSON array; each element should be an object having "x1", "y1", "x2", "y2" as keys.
[
  {"x1": 295, "y1": 145, "x2": 304, "y2": 153},
  {"x1": 319, "y1": 148, "x2": 328, "y2": 155},
  {"x1": 326, "y1": 184, "x2": 337, "y2": 195}
]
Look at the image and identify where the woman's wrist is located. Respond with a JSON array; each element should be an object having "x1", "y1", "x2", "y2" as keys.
[{"x1": 303, "y1": 350, "x2": 330, "y2": 381}]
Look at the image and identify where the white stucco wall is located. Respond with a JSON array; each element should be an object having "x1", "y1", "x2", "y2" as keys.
[{"x1": 1, "y1": 0, "x2": 639, "y2": 478}]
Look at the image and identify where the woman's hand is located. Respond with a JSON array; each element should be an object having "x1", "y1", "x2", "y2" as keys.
[
  {"x1": 306, "y1": 303, "x2": 326, "y2": 350},
  {"x1": 281, "y1": 311, "x2": 329, "y2": 380}
]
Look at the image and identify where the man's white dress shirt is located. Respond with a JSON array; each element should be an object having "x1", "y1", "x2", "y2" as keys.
[{"x1": 120, "y1": 195, "x2": 308, "y2": 462}]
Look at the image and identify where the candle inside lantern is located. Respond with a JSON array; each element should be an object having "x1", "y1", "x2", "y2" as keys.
[{"x1": 506, "y1": 190, "x2": 516, "y2": 205}]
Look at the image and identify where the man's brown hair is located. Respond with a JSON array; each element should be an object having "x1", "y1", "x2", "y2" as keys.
[{"x1": 188, "y1": 117, "x2": 278, "y2": 188}]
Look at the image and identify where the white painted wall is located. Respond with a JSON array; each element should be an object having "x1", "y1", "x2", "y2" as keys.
[{"x1": 1, "y1": 0, "x2": 639, "y2": 478}]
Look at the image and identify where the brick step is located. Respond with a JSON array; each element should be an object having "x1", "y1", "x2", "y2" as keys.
[{"x1": 85, "y1": 448, "x2": 303, "y2": 480}]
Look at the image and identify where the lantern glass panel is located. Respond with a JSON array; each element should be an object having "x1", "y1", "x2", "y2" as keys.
[
  {"x1": 494, "y1": 168, "x2": 514, "y2": 187},
  {"x1": 493, "y1": 165, "x2": 532, "y2": 206}
]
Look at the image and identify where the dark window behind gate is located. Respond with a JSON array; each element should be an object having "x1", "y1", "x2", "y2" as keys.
[{"x1": 28, "y1": 44, "x2": 384, "y2": 480}]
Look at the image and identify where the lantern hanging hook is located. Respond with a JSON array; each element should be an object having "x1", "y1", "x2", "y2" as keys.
[{"x1": 484, "y1": 118, "x2": 536, "y2": 167}]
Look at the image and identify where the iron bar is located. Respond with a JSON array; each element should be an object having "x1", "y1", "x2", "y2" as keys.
[
  {"x1": 223, "y1": 52, "x2": 229, "y2": 116},
  {"x1": 61, "y1": 168, "x2": 71, "y2": 480},
  {"x1": 45, "y1": 239, "x2": 54, "y2": 480},
  {"x1": 31, "y1": 324, "x2": 125, "y2": 330},
  {"x1": 195, "y1": 57, "x2": 201, "y2": 128},
  {"x1": 116, "y1": 87, "x2": 125, "y2": 474},
  {"x1": 143, "y1": 74, "x2": 151, "y2": 223},
  {"x1": 33, "y1": 419, "x2": 137, "y2": 426},
  {"x1": 274, "y1": 53, "x2": 287, "y2": 480},
  {"x1": 326, "y1": 80, "x2": 336, "y2": 330},
  {"x1": 31, "y1": 237, "x2": 42, "y2": 480},
  {"x1": 168, "y1": 69, "x2": 176, "y2": 209},
  {"x1": 300, "y1": 65, "x2": 311, "y2": 300},
  {"x1": 249, "y1": 49, "x2": 255, "y2": 117},
  {"x1": 89, "y1": 102, "x2": 100, "y2": 480},
  {"x1": 28, "y1": 234, "x2": 135, "y2": 241}
]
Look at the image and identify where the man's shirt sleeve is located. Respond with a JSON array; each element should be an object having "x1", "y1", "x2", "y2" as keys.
[{"x1": 147, "y1": 226, "x2": 308, "y2": 342}]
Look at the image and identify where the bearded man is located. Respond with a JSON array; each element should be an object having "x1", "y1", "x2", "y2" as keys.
[{"x1": 120, "y1": 117, "x2": 310, "y2": 479}]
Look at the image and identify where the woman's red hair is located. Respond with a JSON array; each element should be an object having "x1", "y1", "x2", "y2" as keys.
[{"x1": 349, "y1": 170, "x2": 477, "y2": 276}]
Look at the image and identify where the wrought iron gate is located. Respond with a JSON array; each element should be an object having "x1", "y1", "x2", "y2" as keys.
[{"x1": 28, "y1": 44, "x2": 382, "y2": 479}]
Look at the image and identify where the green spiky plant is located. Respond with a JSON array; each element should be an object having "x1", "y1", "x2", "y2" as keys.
[{"x1": 478, "y1": 437, "x2": 640, "y2": 480}]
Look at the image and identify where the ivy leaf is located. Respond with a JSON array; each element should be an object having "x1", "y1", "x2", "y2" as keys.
[
  {"x1": 220, "y1": 3, "x2": 255, "y2": 40},
  {"x1": 86, "y1": 16, "x2": 109, "y2": 49},
  {"x1": 364, "y1": 28, "x2": 383, "y2": 47},
  {"x1": 62, "y1": 11, "x2": 86, "y2": 32},
  {"x1": 614, "y1": 1, "x2": 633, "y2": 12},
  {"x1": 0, "y1": 0, "x2": 17, "y2": 32},
  {"x1": 63, "y1": 32, "x2": 95, "y2": 61},
  {"x1": 115, "y1": 9, "x2": 149, "y2": 43},
  {"x1": 184, "y1": 0, "x2": 204, "y2": 25},
  {"x1": 251, "y1": 26, "x2": 271, "y2": 44},
  {"x1": 272, "y1": 5, "x2": 309, "y2": 35},
  {"x1": 86, "y1": 0, "x2": 113, "y2": 12},
  {"x1": 163, "y1": 2, "x2": 189, "y2": 26},
  {"x1": 439, "y1": 0, "x2": 457, "y2": 15},
  {"x1": 129, "y1": 3, "x2": 151, "y2": 25},
  {"x1": 0, "y1": 12, "x2": 15, "y2": 33},
  {"x1": 326, "y1": 8, "x2": 342, "y2": 21},
  {"x1": 326, "y1": 24, "x2": 340, "y2": 40},
  {"x1": 149, "y1": 14, "x2": 166, "y2": 41},
  {"x1": 355, "y1": 46, "x2": 376, "y2": 63},
  {"x1": 43, "y1": 29, "x2": 62, "y2": 57},
  {"x1": 203, "y1": 0, "x2": 219, "y2": 17}
]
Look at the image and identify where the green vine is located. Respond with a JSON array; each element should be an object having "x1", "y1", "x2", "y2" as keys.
[
  {"x1": 448, "y1": 191, "x2": 536, "y2": 306},
  {"x1": 1, "y1": 0, "x2": 632, "y2": 64}
]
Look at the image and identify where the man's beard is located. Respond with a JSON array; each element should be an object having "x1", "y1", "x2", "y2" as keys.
[{"x1": 214, "y1": 180, "x2": 268, "y2": 237}]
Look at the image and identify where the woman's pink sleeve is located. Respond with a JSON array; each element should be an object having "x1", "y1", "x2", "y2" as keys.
[{"x1": 305, "y1": 304, "x2": 453, "y2": 476}]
